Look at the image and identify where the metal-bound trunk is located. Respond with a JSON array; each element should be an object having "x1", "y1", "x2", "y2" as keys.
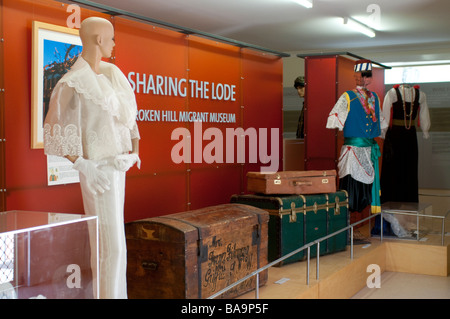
[
  {"x1": 231, "y1": 190, "x2": 348, "y2": 266},
  {"x1": 125, "y1": 204, "x2": 268, "y2": 299}
]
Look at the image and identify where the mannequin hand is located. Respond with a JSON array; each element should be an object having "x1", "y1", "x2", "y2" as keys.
[
  {"x1": 114, "y1": 153, "x2": 141, "y2": 172},
  {"x1": 72, "y1": 157, "x2": 110, "y2": 195}
]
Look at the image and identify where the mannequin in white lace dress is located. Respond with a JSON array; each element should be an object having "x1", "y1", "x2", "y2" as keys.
[{"x1": 44, "y1": 17, "x2": 140, "y2": 299}]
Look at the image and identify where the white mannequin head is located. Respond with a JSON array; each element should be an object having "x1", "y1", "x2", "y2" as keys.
[{"x1": 79, "y1": 17, "x2": 115, "y2": 69}]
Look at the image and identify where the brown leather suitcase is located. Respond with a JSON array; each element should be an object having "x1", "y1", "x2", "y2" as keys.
[
  {"x1": 247, "y1": 170, "x2": 337, "y2": 195},
  {"x1": 125, "y1": 204, "x2": 268, "y2": 299}
]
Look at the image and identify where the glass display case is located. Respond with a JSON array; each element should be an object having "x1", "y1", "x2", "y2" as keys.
[
  {"x1": 380, "y1": 202, "x2": 437, "y2": 240},
  {"x1": 381, "y1": 201, "x2": 433, "y2": 215},
  {"x1": 0, "y1": 211, "x2": 98, "y2": 299}
]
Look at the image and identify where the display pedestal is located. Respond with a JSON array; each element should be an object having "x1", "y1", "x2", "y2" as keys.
[{"x1": 0, "y1": 211, "x2": 98, "y2": 299}]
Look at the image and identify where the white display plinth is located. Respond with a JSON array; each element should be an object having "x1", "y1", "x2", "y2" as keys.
[{"x1": 0, "y1": 211, "x2": 98, "y2": 299}]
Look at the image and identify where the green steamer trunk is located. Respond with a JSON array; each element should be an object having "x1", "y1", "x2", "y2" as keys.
[
  {"x1": 326, "y1": 191, "x2": 350, "y2": 253},
  {"x1": 231, "y1": 190, "x2": 349, "y2": 266}
]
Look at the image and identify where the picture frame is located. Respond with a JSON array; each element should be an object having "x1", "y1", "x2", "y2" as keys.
[{"x1": 31, "y1": 21, "x2": 82, "y2": 149}]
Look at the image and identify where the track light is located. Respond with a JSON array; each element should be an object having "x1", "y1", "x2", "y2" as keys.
[
  {"x1": 343, "y1": 17, "x2": 376, "y2": 38},
  {"x1": 291, "y1": 0, "x2": 313, "y2": 9}
]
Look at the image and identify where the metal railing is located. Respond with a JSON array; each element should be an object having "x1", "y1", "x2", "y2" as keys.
[{"x1": 207, "y1": 208, "x2": 449, "y2": 299}]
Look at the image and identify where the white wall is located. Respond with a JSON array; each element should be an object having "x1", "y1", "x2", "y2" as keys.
[{"x1": 282, "y1": 50, "x2": 450, "y2": 192}]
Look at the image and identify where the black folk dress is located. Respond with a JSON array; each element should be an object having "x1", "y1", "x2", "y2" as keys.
[{"x1": 380, "y1": 86, "x2": 420, "y2": 204}]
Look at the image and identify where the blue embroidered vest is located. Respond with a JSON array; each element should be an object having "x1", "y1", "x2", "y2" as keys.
[{"x1": 343, "y1": 90, "x2": 381, "y2": 139}]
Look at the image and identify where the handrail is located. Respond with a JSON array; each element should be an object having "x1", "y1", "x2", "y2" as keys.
[
  {"x1": 207, "y1": 213, "x2": 378, "y2": 299},
  {"x1": 207, "y1": 208, "x2": 449, "y2": 299}
]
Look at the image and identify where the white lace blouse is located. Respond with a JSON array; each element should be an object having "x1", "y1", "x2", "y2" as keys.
[
  {"x1": 382, "y1": 85, "x2": 430, "y2": 138},
  {"x1": 44, "y1": 57, "x2": 140, "y2": 161}
]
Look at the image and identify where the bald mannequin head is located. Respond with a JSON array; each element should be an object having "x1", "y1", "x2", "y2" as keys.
[{"x1": 80, "y1": 17, "x2": 115, "y2": 72}]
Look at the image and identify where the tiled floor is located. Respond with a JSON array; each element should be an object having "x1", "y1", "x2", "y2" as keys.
[{"x1": 351, "y1": 271, "x2": 450, "y2": 299}]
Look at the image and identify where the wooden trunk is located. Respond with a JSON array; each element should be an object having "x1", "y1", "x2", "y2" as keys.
[
  {"x1": 247, "y1": 170, "x2": 337, "y2": 195},
  {"x1": 126, "y1": 204, "x2": 269, "y2": 299}
]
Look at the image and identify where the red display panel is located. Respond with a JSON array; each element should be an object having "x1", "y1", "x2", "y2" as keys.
[
  {"x1": 113, "y1": 18, "x2": 190, "y2": 220},
  {"x1": 304, "y1": 56, "x2": 338, "y2": 170},
  {"x1": 1, "y1": 0, "x2": 283, "y2": 222},
  {"x1": 241, "y1": 49, "x2": 283, "y2": 187},
  {"x1": 185, "y1": 36, "x2": 243, "y2": 209},
  {"x1": 0, "y1": 1, "x2": 5, "y2": 211},
  {"x1": 2, "y1": 0, "x2": 107, "y2": 213}
]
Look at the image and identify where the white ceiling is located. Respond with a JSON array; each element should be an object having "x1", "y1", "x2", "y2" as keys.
[{"x1": 77, "y1": 0, "x2": 450, "y2": 63}]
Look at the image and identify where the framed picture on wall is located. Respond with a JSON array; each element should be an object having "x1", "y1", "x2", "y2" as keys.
[{"x1": 31, "y1": 21, "x2": 82, "y2": 149}]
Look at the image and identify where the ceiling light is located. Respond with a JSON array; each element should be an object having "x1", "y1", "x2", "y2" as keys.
[
  {"x1": 343, "y1": 17, "x2": 376, "y2": 38},
  {"x1": 385, "y1": 60, "x2": 450, "y2": 67},
  {"x1": 291, "y1": 0, "x2": 313, "y2": 9}
]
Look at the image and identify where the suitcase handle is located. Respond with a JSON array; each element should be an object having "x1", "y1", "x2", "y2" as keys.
[
  {"x1": 292, "y1": 178, "x2": 330, "y2": 186},
  {"x1": 292, "y1": 181, "x2": 312, "y2": 186}
]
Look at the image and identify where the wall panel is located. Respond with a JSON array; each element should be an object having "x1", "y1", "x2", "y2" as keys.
[
  {"x1": 2, "y1": 0, "x2": 107, "y2": 213},
  {"x1": 241, "y1": 49, "x2": 283, "y2": 186},
  {"x1": 1, "y1": 0, "x2": 283, "y2": 222},
  {"x1": 304, "y1": 56, "x2": 338, "y2": 171},
  {"x1": 0, "y1": 0, "x2": 5, "y2": 210}
]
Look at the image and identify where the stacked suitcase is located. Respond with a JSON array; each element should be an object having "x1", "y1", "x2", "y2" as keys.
[{"x1": 231, "y1": 170, "x2": 349, "y2": 265}]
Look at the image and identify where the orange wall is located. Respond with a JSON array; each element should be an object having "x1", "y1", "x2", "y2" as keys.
[
  {"x1": 1, "y1": 0, "x2": 283, "y2": 222},
  {"x1": 304, "y1": 55, "x2": 338, "y2": 170},
  {"x1": 0, "y1": 0, "x2": 5, "y2": 211}
]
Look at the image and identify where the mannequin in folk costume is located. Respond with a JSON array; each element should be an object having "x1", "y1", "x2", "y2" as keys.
[
  {"x1": 44, "y1": 17, "x2": 140, "y2": 298},
  {"x1": 380, "y1": 84, "x2": 430, "y2": 203},
  {"x1": 326, "y1": 59, "x2": 387, "y2": 215}
]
